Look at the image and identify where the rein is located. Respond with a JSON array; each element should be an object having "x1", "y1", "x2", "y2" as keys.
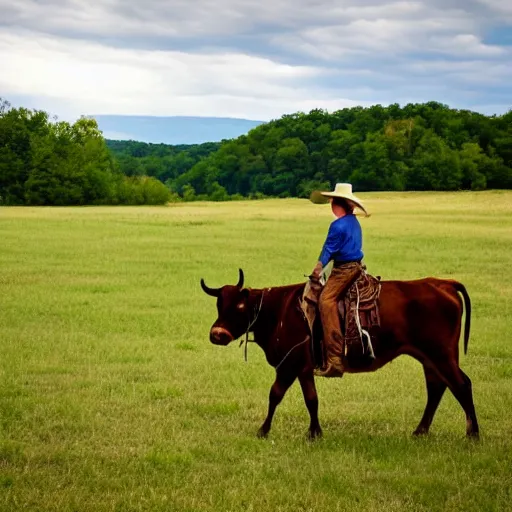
[
  {"x1": 238, "y1": 287, "x2": 309, "y2": 371},
  {"x1": 239, "y1": 289, "x2": 266, "y2": 362},
  {"x1": 275, "y1": 336, "x2": 309, "y2": 371}
]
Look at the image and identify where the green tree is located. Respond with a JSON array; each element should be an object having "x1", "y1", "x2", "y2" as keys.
[
  {"x1": 350, "y1": 135, "x2": 407, "y2": 191},
  {"x1": 459, "y1": 143, "x2": 488, "y2": 190},
  {"x1": 141, "y1": 176, "x2": 171, "y2": 204},
  {"x1": 209, "y1": 182, "x2": 229, "y2": 201},
  {"x1": 182, "y1": 184, "x2": 196, "y2": 202},
  {"x1": 274, "y1": 138, "x2": 310, "y2": 195},
  {"x1": 409, "y1": 131, "x2": 461, "y2": 190},
  {"x1": 25, "y1": 117, "x2": 117, "y2": 205},
  {"x1": 0, "y1": 101, "x2": 50, "y2": 204}
]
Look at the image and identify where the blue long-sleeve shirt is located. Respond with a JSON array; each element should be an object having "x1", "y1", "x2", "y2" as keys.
[{"x1": 318, "y1": 214, "x2": 364, "y2": 266}]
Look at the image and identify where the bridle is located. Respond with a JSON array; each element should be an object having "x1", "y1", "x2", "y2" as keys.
[
  {"x1": 239, "y1": 289, "x2": 266, "y2": 361},
  {"x1": 235, "y1": 286, "x2": 309, "y2": 370}
]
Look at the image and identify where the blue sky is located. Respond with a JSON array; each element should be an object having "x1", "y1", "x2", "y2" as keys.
[{"x1": 1, "y1": 0, "x2": 511, "y2": 121}]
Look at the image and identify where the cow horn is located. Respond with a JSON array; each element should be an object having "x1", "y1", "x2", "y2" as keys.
[
  {"x1": 236, "y1": 268, "x2": 244, "y2": 289},
  {"x1": 200, "y1": 278, "x2": 220, "y2": 297}
]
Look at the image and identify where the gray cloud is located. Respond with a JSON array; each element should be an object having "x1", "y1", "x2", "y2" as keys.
[
  {"x1": 0, "y1": 0, "x2": 510, "y2": 118},
  {"x1": 1, "y1": 0, "x2": 506, "y2": 44}
]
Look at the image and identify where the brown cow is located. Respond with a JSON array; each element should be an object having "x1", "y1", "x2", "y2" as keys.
[{"x1": 200, "y1": 269, "x2": 479, "y2": 439}]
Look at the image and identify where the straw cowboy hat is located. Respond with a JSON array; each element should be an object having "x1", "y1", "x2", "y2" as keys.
[{"x1": 310, "y1": 183, "x2": 369, "y2": 216}]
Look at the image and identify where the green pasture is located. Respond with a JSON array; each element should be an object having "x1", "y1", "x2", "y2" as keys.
[{"x1": 1, "y1": 191, "x2": 511, "y2": 511}]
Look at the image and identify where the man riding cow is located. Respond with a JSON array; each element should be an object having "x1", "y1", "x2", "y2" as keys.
[
  {"x1": 311, "y1": 183, "x2": 369, "y2": 378},
  {"x1": 200, "y1": 184, "x2": 479, "y2": 439}
]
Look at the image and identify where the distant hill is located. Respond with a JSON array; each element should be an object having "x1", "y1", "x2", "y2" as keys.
[{"x1": 93, "y1": 115, "x2": 264, "y2": 144}]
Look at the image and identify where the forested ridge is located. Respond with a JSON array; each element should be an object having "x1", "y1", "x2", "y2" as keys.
[
  {"x1": 106, "y1": 140, "x2": 220, "y2": 185},
  {"x1": 108, "y1": 101, "x2": 512, "y2": 201},
  {"x1": 1, "y1": 98, "x2": 511, "y2": 205}
]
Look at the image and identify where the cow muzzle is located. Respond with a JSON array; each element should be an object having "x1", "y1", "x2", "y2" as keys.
[{"x1": 210, "y1": 327, "x2": 234, "y2": 346}]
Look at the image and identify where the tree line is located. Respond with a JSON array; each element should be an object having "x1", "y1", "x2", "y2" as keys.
[
  {"x1": 169, "y1": 103, "x2": 512, "y2": 200},
  {"x1": 0, "y1": 99, "x2": 171, "y2": 205},
  {"x1": 1, "y1": 99, "x2": 511, "y2": 206},
  {"x1": 108, "y1": 102, "x2": 512, "y2": 201}
]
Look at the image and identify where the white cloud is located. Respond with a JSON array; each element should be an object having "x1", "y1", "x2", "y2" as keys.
[
  {"x1": 272, "y1": 6, "x2": 495, "y2": 61},
  {"x1": 0, "y1": 29, "x2": 364, "y2": 120}
]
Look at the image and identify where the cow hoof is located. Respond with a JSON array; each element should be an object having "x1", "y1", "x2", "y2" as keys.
[
  {"x1": 307, "y1": 428, "x2": 323, "y2": 441},
  {"x1": 467, "y1": 431, "x2": 480, "y2": 441},
  {"x1": 412, "y1": 427, "x2": 429, "y2": 437},
  {"x1": 257, "y1": 428, "x2": 269, "y2": 439}
]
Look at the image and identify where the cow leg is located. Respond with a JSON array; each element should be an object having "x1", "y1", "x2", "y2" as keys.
[
  {"x1": 459, "y1": 370, "x2": 479, "y2": 438},
  {"x1": 413, "y1": 367, "x2": 447, "y2": 436},
  {"x1": 298, "y1": 370, "x2": 322, "y2": 440},
  {"x1": 257, "y1": 371, "x2": 297, "y2": 439},
  {"x1": 430, "y1": 361, "x2": 479, "y2": 438}
]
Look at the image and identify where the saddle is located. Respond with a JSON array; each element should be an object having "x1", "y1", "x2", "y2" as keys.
[{"x1": 301, "y1": 267, "x2": 381, "y2": 368}]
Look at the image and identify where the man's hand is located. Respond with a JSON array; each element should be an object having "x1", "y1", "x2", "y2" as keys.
[{"x1": 311, "y1": 261, "x2": 323, "y2": 280}]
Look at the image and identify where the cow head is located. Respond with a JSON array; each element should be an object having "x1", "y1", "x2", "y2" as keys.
[{"x1": 200, "y1": 268, "x2": 252, "y2": 345}]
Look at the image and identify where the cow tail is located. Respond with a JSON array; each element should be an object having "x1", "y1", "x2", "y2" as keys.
[{"x1": 452, "y1": 281, "x2": 472, "y2": 355}]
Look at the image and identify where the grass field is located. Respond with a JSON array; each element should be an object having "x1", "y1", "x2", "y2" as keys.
[{"x1": 1, "y1": 191, "x2": 512, "y2": 511}]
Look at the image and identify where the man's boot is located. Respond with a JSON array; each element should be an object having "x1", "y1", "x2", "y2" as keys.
[{"x1": 315, "y1": 332, "x2": 345, "y2": 378}]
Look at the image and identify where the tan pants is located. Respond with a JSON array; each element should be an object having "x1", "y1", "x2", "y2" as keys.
[{"x1": 319, "y1": 262, "x2": 362, "y2": 360}]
